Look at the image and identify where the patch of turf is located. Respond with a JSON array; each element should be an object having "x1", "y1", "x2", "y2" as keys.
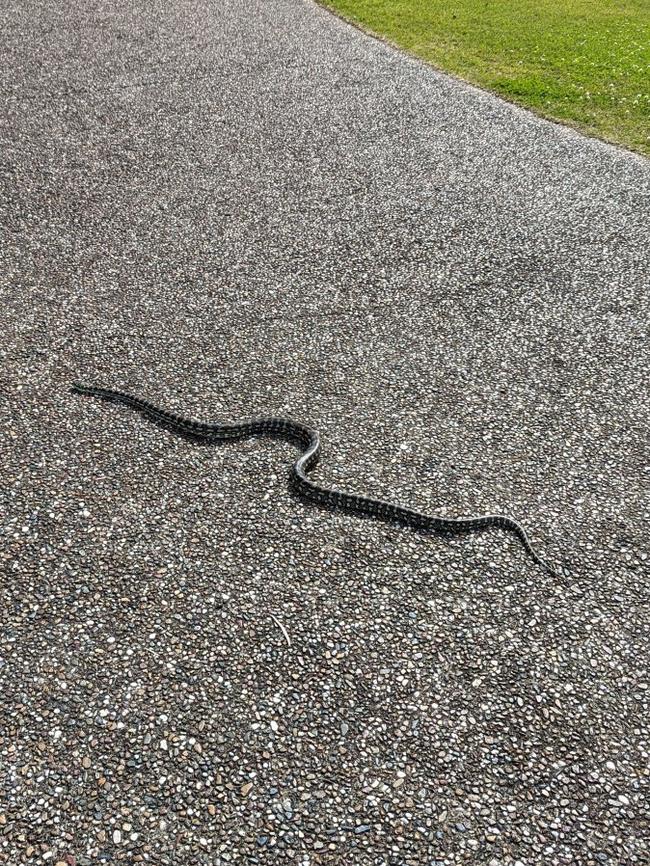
[{"x1": 322, "y1": 0, "x2": 650, "y2": 156}]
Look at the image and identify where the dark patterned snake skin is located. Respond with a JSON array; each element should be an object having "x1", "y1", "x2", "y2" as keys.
[{"x1": 72, "y1": 383, "x2": 560, "y2": 577}]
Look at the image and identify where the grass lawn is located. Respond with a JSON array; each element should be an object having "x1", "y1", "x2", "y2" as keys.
[{"x1": 321, "y1": 0, "x2": 650, "y2": 156}]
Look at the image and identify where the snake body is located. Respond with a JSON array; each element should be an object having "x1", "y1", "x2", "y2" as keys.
[{"x1": 72, "y1": 383, "x2": 559, "y2": 577}]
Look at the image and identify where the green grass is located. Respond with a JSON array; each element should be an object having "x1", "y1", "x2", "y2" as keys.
[{"x1": 321, "y1": 0, "x2": 650, "y2": 156}]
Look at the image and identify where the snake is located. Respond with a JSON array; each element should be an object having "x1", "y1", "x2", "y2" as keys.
[{"x1": 71, "y1": 383, "x2": 560, "y2": 578}]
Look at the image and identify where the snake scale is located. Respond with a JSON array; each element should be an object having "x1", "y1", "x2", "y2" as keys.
[{"x1": 72, "y1": 383, "x2": 560, "y2": 578}]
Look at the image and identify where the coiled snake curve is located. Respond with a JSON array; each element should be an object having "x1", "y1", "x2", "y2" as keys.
[{"x1": 72, "y1": 383, "x2": 560, "y2": 578}]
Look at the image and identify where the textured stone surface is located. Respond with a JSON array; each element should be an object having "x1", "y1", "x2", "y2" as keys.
[{"x1": 1, "y1": 0, "x2": 649, "y2": 863}]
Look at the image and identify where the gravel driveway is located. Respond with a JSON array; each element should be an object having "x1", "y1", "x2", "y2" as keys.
[{"x1": 1, "y1": 0, "x2": 649, "y2": 863}]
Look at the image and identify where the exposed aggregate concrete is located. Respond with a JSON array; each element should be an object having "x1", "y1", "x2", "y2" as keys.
[{"x1": 1, "y1": 0, "x2": 649, "y2": 863}]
